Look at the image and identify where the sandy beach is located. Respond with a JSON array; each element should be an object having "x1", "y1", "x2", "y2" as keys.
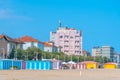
[{"x1": 0, "y1": 69, "x2": 120, "y2": 80}]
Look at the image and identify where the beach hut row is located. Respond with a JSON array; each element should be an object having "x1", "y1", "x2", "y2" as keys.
[
  {"x1": 0, "y1": 59, "x2": 62, "y2": 70},
  {"x1": 61, "y1": 61, "x2": 98, "y2": 69},
  {"x1": 61, "y1": 61, "x2": 118, "y2": 69},
  {"x1": 0, "y1": 59, "x2": 118, "y2": 70}
]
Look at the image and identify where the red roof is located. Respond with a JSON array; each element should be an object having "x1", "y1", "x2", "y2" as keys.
[
  {"x1": 17, "y1": 36, "x2": 43, "y2": 43},
  {"x1": 0, "y1": 35, "x2": 4, "y2": 38},
  {"x1": 44, "y1": 42, "x2": 52, "y2": 47}
]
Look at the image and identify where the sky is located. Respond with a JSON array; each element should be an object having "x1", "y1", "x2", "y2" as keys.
[{"x1": 0, "y1": 0, "x2": 120, "y2": 53}]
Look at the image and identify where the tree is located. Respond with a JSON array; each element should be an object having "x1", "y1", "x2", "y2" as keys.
[
  {"x1": 26, "y1": 47, "x2": 42, "y2": 60},
  {"x1": 8, "y1": 47, "x2": 16, "y2": 59},
  {"x1": 17, "y1": 49, "x2": 25, "y2": 60}
]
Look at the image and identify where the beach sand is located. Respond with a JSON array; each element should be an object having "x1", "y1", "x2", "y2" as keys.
[{"x1": 0, "y1": 69, "x2": 120, "y2": 80}]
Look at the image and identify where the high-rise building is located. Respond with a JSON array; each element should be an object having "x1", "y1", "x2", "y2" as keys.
[
  {"x1": 101, "y1": 46, "x2": 114, "y2": 60},
  {"x1": 113, "y1": 52, "x2": 120, "y2": 64},
  {"x1": 92, "y1": 47, "x2": 102, "y2": 56},
  {"x1": 92, "y1": 46, "x2": 114, "y2": 60},
  {"x1": 50, "y1": 24, "x2": 82, "y2": 55}
]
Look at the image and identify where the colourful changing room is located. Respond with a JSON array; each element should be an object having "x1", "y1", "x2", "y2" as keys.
[
  {"x1": 86, "y1": 61, "x2": 98, "y2": 69},
  {"x1": 104, "y1": 62, "x2": 117, "y2": 69},
  {"x1": 80, "y1": 61, "x2": 98, "y2": 69}
]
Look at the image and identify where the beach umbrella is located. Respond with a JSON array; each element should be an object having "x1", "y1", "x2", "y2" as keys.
[
  {"x1": 68, "y1": 61, "x2": 76, "y2": 64},
  {"x1": 62, "y1": 62, "x2": 67, "y2": 64}
]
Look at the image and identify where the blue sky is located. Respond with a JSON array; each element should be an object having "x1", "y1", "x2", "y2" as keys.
[{"x1": 0, "y1": 0, "x2": 120, "y2": 53}]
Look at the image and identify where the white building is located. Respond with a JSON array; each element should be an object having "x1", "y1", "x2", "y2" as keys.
[
  {"x1": 113, "y1": 52, "x2": 120, "y2": 64},
  {"x1": 50, "y1": 26, "x2": 82, "y2": 55},
  {"x1": 92, "y1": 47, "x2": 102, "y2": 56},
  {"x1": 17, "y1": 36, "x2": 44, "y2": 51},
  {"x1": 92, "y1": 46, "x2": 114, "y2": 58},
  {"x1": 44, "y1": 41, "x2": 58, "y2": 52}
]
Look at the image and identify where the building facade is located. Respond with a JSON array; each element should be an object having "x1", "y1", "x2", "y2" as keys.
[
  {"x1": 82, "y1": 50, "x2": 90, "y2": 56},
  {"x1": 17, "y1": 36, "x2": 44, "y2": 51},
  {"x1": 92, "y1": 47, "x2": 102, "y2": 56},
  {"x1": 101, "y1": 46, "x2": 114, "y2": 60},
  {"x1": 113, "y1": 52, "x2": 120, "y2": 64},
  {"x1": 44, "y1": 42, "x2": 58, "y2": 52},
  {"x1": 50, "y1": 27, "x2": 82, "y2": 55},
  {"x1": 92, "y1": 46, "x2": 114, "y2": 61},
  {"x1": 0, "y1": 34, "x2": 23, "y2": 59}
]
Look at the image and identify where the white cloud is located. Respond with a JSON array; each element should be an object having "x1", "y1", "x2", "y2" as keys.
[
  {"x1": 0, "y1": 9, "x2": 11, "y2": 18},
  {"x1": 0, "y1": 8, "x2": 32, "y2": 21},
  {"x1": 0, "y1": 0, "x2": 32, "y2": 21}
]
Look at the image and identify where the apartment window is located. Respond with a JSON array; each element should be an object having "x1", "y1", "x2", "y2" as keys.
[
  {"x1": 75, "y1": 51, "x2": 79, "y2": 53},
  {"x1": 59, "y1": 36, "x2": 63, "y2": 38},
  {"x1": 64, "y1": 50, "x2": 69, "y2": 52},
  {"x1": 70, "y1": 36, "x2": 73, "y2": 39},
  {"x1": 65, "y1": 41, "x2": 69, "y2": 43},
  {"x1": 75, "y1": 41, "x2": 79, "y2": 43},
  {"x1": 75, "y1": 46, "x2": 79, "y2": 48},
  {"x1": 70, "y1": 46, "x2": 73, "y2": 48},
  {"x1": 64, "y1": 45, "x2": 68, "y2": 47},
  {"x1": 31, "y1": 42, "x2": 34, "y2": 47},
  {"x1": 75, "y1": 35, "x2": 80, "y2": 37},
  {"x1": 75, "y1": 36, "x2": 80, "y2": 39},
  {"x1": 65, "y1": 35, "x2": 69, "y2": 38},
  {"x1": 80, "y1": 51, "x2": 81, "y2": 53}
]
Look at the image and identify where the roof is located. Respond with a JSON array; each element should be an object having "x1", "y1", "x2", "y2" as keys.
[
  {"x1": 0, "y1": 35, "x2": 4, "y2": 38},
  {"x1": 79, "y1": 61, "x2": 98, "y2": 64},
  {"x1": 0, "y1": 34, "x2": 23, "y2": 44},
  {"x1": 44, "y1": 42, "x2": 58, "y2": 48},
  {"x1": 17, "y1": 36, "x2": 43, "y2": 43},
  {"x1": 44, "y1": 42, "x2": 52, "y2": 47},
  {"x1": 104, "y1": 62, "x2": 117, "y2": 65}
]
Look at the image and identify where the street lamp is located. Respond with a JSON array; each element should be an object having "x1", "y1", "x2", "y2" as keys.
[
  {"x1": 44, "y1": 53, "x2": 46, "y2": 59},
  {"x1": 57, "y1": 55, "x2": 59, "y2": 60},
  {"x1": 42, "y1": 51, "x2": 43, "y2": 60},
  {"x1": 14, "y1": 49, "x2": 17, "y2": 60},
  {"x1": 36, "y1": 52, "x2": 38, "y2": 61},
  {"x1": 64, "y1": 55, "x2": 66, "y2": 62},
  {"x1": 25, "y1": 51, "x2": 28, "y2": 61},
  {"x1": 51, "y1": 53, "x2": 52, "y2": 60},
  {"x1": 71, "y1": 55, "x2": 72, "y2": 61},
  {"x1": 83, "y1": 55, "x2": 85, "y2": 61},
  {"x1": 78, "y1": 56, "x2": 79, "y2": 63}
]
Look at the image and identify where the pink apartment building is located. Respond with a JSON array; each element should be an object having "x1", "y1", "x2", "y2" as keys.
[{"x1": 50, "y1": 27, "x2": 82, "y2": 55}]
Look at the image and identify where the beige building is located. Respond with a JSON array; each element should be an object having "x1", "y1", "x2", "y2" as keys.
[
  {"x1": 92, "y1": 47, "x2": 102, "y2": 56},
  {"x1": 0, "y1": 34, "x2": 23, "y2": 59},
  {"x1": 44, "y1": 41, "x2": 58, "y2": 52},
  {"x1": 92, "y1": 46, "x2": 114, "y2": 61},
  {"x1": 82, "y1": 50, "x2": 90, "y2": 56}
]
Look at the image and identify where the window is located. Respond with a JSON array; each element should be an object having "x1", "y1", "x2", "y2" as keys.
[
  {"x1": 65, "y1": 35, "x2": 69, "y2": 38},
  {"x1": 75, "y1": 51, "x2": 79, "y2": 53},
  {"x1": 64, "y1": 50, "x2": 69, "y2": 52},
  {"x1": 64, "y1": 45, "x2": 68, "y2": 47},
  {"x1": 65, "y1": 40, "x2": 68, "y2": 42},
  {"x1": 59, "y1": 36, "x2": 63, "y2": 38},
  {"x1": 70, "y1": 36, "x2": 73, "y2": 39},
  {"x1": 75, "y1": 46, "x2": 79, "y2": 48},
  {"x1": 75, "y1": 41, "x2": 79, "y2": 43}
]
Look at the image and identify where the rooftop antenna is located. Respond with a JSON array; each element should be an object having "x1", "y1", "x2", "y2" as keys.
[{"x1": 59, "y1": 20, "x2": 62, "y2": 27}]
